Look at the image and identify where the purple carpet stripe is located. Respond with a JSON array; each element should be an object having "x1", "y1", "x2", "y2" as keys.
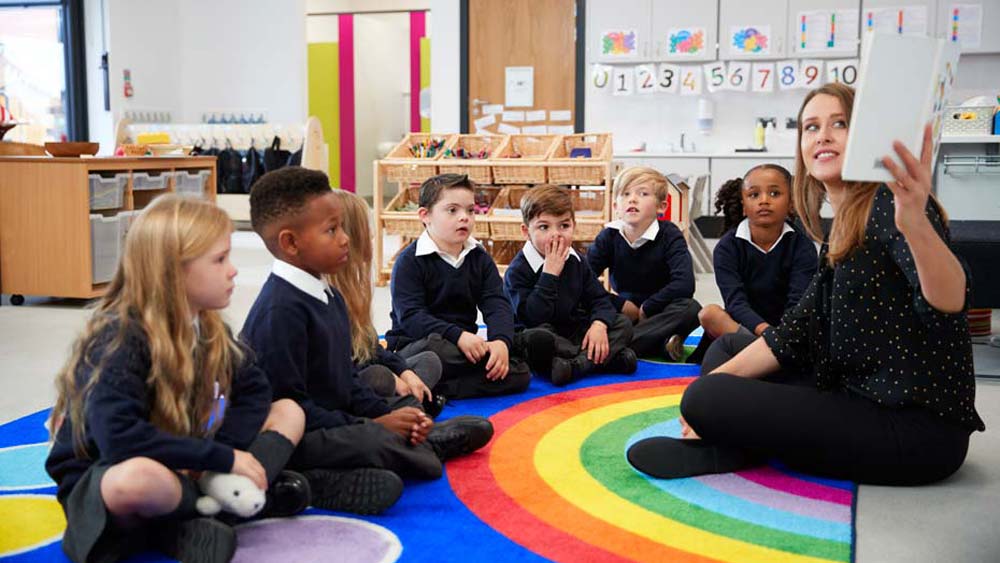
[
  {"x1": 697, "y1": 473, "x2": 852, "y2": 524},
  {"x1": 737, "y1": 466, "x2": 853, "y2": 506},
  {"x1": 233, "y1": 515, "x2": 401, "y2": 563}
]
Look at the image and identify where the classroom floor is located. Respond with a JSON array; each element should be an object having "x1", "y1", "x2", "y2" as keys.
[{"x1": 1, "y1": 230, "x2": 997, "y2": 563}]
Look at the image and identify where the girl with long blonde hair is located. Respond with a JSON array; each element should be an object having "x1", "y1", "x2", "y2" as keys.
[
  {"x1": 46, "y1": 195, "x2": 307, "y2": 563},
  {"x1": 327, "y1": 190, "x2": 443, "y2": 412},
  {"x1": 629, "y1": 82, "x2": 983, "y2": 485}
]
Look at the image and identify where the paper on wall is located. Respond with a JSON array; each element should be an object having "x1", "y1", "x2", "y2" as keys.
[
  {"x1": 947, "y1": 4, "x2": 982, "y2": 49},
  {"x1": 482, "y1": 104, "x2": 504, "y2": 115},
  {"x1": 522, "y1": 125, "x2": 548, "y2": 135},
  {"x1": 505, "y1": 66, "x2": 534, "y2": 107},
  {"x1": 503, "y1": 111, "x2": 525, "y2": 122},
  {"x1": 550, "y1": 110, "x2": 572, "y2": 121},
  {"x1": 497, "y1": 123, "x2": 520, "y2": 135},
  {"x1": 548, "y1": 125, "x2": 575, "y2": 135},
  {"x1": 474, "y1": 114, "x2": 496, "y2": 130},
  {"x1": 525, "y1": 110, "x2": 547, "y2": 122}
]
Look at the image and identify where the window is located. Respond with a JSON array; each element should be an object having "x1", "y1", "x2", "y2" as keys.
[{"x1": 0, "y1": 0, "x2": 86, "y2": 143}]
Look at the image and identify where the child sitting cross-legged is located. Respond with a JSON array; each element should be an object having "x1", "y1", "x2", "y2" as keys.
[
  {"x1": 242, "y1": 168, "x2": 494, "y2": 516},
  {"x1": 504, "y1": 184, "x2": 638, "y2": 385}
]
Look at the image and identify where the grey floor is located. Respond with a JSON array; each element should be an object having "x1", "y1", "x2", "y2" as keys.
[{"x1": 1, "y1": 230, "x2": 998, "y2": 563}]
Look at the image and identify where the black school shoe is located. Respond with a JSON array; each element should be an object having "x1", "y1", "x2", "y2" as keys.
[
  {"x1": 550, "y1": 356, "x2": 593, "y2": 386},
  {"x1": 422, "y1": 394, "x2": 448, "y2": 418},
  {"x1": 601, "y1": 348, "x2": 638, "y2": 374},
  {"x1": 426, "y1": 415, "x2": 494, "y2": 461},
  {"x1": 513, "y1": 329, "x2": 557, "y2": 375},
  {"x1": 258, "y1": 470, "x2": 311, "y2": 518},
  {"x1": 154, "y1": 517, "x2": 236, "y2": 563},
  {"x1": 303, "y1": 468, "x2": 403, "y2": 515}
]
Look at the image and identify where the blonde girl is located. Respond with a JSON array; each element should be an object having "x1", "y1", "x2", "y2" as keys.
[
  {"x1": 327, "y1": 190, "x2": 443, "y2": 412},
  {"x1": 46, "y1": 195, "x2": 306, "y2": 563}
]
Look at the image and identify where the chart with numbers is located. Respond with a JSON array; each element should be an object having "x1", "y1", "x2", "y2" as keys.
[{"x1": 591, "y1": 58, "x2": 860, "y2": 96}]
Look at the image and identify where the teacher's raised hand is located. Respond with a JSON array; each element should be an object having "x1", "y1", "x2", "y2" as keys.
[{"x1": 880, "y1": 123, "x2": 934, "y2": 237}]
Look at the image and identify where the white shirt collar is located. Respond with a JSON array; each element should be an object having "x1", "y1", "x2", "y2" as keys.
[
  {"x1": 272, "y1": 259, "x2": 332, "y2": 304},
  {"x1": 606, "y1": 219, "x2": 659, "y2": 249},
  {"x1": 415, "y1": 230, "x2": 480, "y2": 269},
  {"x1": 735, "y1": 218, "x2": 795, "y2": 254},
  {"x1": 522, "y1": 241, "x2": 581, "y2": 273}
]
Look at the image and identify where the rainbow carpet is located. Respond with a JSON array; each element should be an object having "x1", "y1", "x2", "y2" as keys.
[{"x1": 0, "y1": 355, "x2": 856, "y2": 562}]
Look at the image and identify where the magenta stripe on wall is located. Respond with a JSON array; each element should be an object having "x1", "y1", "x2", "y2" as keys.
[
  {"x1": 409, "y1": 11, "x2": 426, "y2": 132},
  {"x1": 338, "y1": 14, "x2": 356, "y2": 192}
]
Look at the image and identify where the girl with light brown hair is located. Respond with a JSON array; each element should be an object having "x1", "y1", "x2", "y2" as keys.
[
  {"x1": 327, "y1": 189, "x2": 444, "y2": 414},
  {"x1": 46, "y1": 195, "x2": 307, "y2": 563},
  {"x1": 629, "y1": 83, "x2": 984, "y2": 485}
]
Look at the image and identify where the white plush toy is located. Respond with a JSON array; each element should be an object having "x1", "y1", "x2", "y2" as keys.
[{"x1": 195, "y1": 472, "x2": 267, "y2": 518}]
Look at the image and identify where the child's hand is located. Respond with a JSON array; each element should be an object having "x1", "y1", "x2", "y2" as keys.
[
  {"x1": 457, "y1": 331, "x2": 489, "y2": 364},
  {"x1": 375, "y1": 407, "x2": 432, "y2": 445},
  {"x1": 638, "y1": 306, "x2": 648, "y2": 322},
  {"x1": 581, "y1": 321, "x2": 610, "y2": 364},
  {"x1": 399, "y1": 370, "x2": 432, "y2": 403},
  {"x1": 231, "y1": 450, "x2": 268, "y2": 490},
  {"x1": 484, "y1": 340, "x2": 510, "y2": 380},
  {"x1": 394, "y1": 375, "x2": 413, "y2": 397},
  {"x1": 622, "y1": 300, "x2": 641, "y2": 322},
  {"x1": 542, "y1": 236, "x2": 571, "y2": 277}
]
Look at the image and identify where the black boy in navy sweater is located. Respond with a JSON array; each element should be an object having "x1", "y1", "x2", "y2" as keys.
[
  {"x1": 503, "y1": 185, "x2": 637, "y2": 385},
  {"x1": 387, "y1": 174, "x2": 531, "y2": 398},
  {"x1": 243, "y1": 168, "x2": 493, "y2": 514},
  {"x1": 587, "y1": 168, "x2": 701, "y2": 361}
]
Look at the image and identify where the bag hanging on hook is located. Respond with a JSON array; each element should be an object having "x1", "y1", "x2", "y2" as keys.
[
  {"x1": 242, "y1": 142, "x2": 263, "y2": 193},
  {"x1": 263, "y1": 136, "x2": 291, "y2": 173},
  {"x1": 217, "y1": 140, "x2": 244, "y2": 194}
]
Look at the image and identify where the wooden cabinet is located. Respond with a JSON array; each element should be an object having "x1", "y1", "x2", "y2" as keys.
[
  {"x1": 0, "y1": 156, "x2": 216, "y2": 303},
  {"x1": 719, "y1": 0, "x2": 791, "y2": 60}
]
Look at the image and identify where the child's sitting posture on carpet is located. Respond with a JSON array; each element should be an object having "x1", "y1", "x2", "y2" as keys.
[
  {"x1": 586, "y1": 167, "x2": 702, "y2": 361},
  {"x1": 242, "y1": 168, "x2": 493, "y2": 515},
  {"x1": 385, "y1": 173, "x2": 531, "y2": 398},
  {"x1": 503, "y1": 184, "x2": 637, "y2": 385},
  {"x1": 46, "y1": 196, "x2": 308, "y2": 563}
]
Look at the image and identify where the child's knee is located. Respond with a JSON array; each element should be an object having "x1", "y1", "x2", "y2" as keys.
[
  {"x1": 101, "y1": 457, "x2": 176, "y2": 511},
  {"x1": 267, "y1": 399, "x2": 306, "y2": 443},
  {"x1": 699, "y1": 304, "x2": 723, "y2": 326}
]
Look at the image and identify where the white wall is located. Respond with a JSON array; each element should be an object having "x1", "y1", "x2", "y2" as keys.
[
  {"x1": 429, "y1": 0, "x2": 460, "y2": 133},
  {"x1": 83, "y1": 0, "x2": 114, "y2": 151},
  {"x1": 87, "y1": 0, "x2": 307, "y2": 152}
]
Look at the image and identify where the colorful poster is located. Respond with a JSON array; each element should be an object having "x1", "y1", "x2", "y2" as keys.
[
  {"x1": 865, "y1": 7, "x2": 927, "y2": 36},
  {"x1": 731, "y1": 25, "x2": 771, "y2": 55},
  {"x1": 797, "y1": 10, "x2": 835, "y2": 52},
  {"x1": 948, "y1": 4, "x2": 983, "y2": 49},
  {"x1": 667, "y1": 27, "x2": 706, "y2": 55},
  {"x1": 601, "y1": 30, "x2": 638, "y2": 57}
]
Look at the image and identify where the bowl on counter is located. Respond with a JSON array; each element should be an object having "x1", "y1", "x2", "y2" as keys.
[{"x1": 44, "y1": 142, "x2": 100, "y2": 157}]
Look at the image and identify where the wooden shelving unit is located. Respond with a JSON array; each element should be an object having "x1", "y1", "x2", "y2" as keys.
[
  {"x1": 372, "y1": 134, "x2": 618, "y2": 287},
  {"x1": 0, "y1": 156, "x2": 216, "y2": 304}
]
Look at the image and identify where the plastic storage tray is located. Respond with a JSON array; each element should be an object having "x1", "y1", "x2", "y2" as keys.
[
  {"x1": 174, "y1": 170, "x2": 211, "y2": 198},
  {"x1": 88, "y1": 173, "x2": 127, "y2": 210},
  {"x1": 90, "y1": 213, "x2": 122, "y2": 283},
  {"x1": 132, "y1": 171, "x2": 170, "y2": 191}
]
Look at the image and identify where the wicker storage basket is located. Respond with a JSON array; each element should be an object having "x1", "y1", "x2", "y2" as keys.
[
  {"x1": 439, "y1": 134, "x2": 506, "y2": 184},
  {"x1": 382, "y1": 184, "x2": 491, "y2": 239},
  {"x1": 383, "y1": 133, "x2": 454, "y2": 184},
  {"x1": 547, "y1": 133, "x2": 613, "y2": 186},
  {"x1": 491, "y1": 135, "x2": 558, "y2": 184},
  {"x1": 488, "y1": 185, "x2": 606, "y2": 241},
  {"x1": 941, "y1": 106, "x2": 996, "y2": 136}
]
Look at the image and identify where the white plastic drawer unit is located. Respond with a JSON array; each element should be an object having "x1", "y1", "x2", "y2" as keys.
[
  {"x1": 174, "y1": 169, "x2": 211, "y2": 198},
  {"x1": 87, "y1": 173, "x2": 127, "y2": 210},
  {"x1": 132, "y1": 171, "x2": 170, "y2": 191},
  {"x1": 90, "y1": 213, "x2": 123, "y2": 283}
]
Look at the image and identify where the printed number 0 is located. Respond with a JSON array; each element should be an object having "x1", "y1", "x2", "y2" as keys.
[{"x1": 841, "y1": 64, "x2": 857, "y2": 85}]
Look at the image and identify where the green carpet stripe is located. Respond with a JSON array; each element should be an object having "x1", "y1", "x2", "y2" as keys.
[{"x1": 579, "y1": 407, "x2": 850, "y2": 562}]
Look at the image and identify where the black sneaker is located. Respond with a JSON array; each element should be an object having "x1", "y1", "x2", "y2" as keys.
[
  {"x1": 155, "y1": 517, "x2": 236, "y2": 563},
  {"x1": 303, "y1": 468, "x2": 403, "y2": 515},
  {"x1": 426, "y1": 415, "x2": 494, "y2": 461},
  {"x1": 515, "y1": 329, "x2": 557, "y2": 375},
  {"x1": 258, "y1": 470, "x2": 311, "y2": 519},
  {"x1": 603, "y1": 348, "x2": 638, "y2": 374}
]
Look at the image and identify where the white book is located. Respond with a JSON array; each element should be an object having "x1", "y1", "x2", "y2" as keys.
[{"x1": 842, "y1": 34, "x2": 960, "y2": 183}]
